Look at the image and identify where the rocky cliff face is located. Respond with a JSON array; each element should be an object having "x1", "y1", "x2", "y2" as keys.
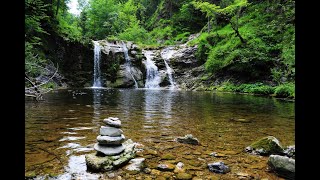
[
  {"x1": 97, "y1": 40, "x2": 145, "y2": 88},
  {"x1": 44, "y1": 35, "x2": 94, "y2": 87},
  {"x1": 138, "y1": 41, "x2": 207, "y2": 90},
  {"x1": 55, "y1": 35, "x2": 207, "y2": 90}
]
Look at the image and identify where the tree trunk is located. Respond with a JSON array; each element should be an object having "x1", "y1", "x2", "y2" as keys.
[
  {"x1": 231, "y1": 22, "x2": 246, "y2": 44},
  {"x1": 230, "y1": 9, "x2": 246, "y2": 44}
]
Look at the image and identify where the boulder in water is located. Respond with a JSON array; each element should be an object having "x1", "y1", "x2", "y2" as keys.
[
  {"x1": 245, "y1": 136, "x2": 283, "y2": 155},
  {"x1": 124, "y1": 158, "x2": 146, "y2": 174},
  {"x1": 268, "y1": 155, "x2": 295, "y2": 180},
  {"x1": 86, "y1": 139, "x2": 136, "y2": 172},
  {"x1": 176, "y1": 134, "x2": 199, "y2": 145},
  {"x1": 208, "y1": 161, "x2": 230, "y2": 174}
]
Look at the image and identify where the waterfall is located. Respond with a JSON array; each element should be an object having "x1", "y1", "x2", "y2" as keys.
[
  {"x1": 122, "y1": 42, "x2": 138, "y2": 88},
  {"x1": 92, "y1": 41, "x2": 102, "y2": 88},
  {"x1": 143, "y1": 50, "x2": 161, "y2": 88},
  {"x1": 160, "y1": 47, "x2": 176, "y2": 89}
]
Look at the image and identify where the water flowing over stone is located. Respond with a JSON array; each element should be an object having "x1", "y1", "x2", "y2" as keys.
[
  {"x1": 143, "y1": 50, "x2": 161, "y2": 88},
  {"x1": 122, "y1": 42, "x2": 138, "y2": 88},
  {"x1": 92, "y1": 41, "x2": 102, "y2": 88},
  {"x1": 161, "y1": 47, "x2": 176, "y2": 89}
]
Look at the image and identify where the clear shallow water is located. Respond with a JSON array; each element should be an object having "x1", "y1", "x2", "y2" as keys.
[{"x1": 25, "y1": 88, "x2": 294, "y2": 179}]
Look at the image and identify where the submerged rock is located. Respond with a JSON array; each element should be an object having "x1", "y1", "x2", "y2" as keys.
[
  {"x1": 229, "y1": 118, "x2": 252, "y2": 123},
  {"x1": 208, "y1": 161, "x2": 230, "y2": 174},
  {"x1": 161, "y1": 153, "x2": 176, "y2": 160},
  {"x1": 176, "y1": 134, "x2": 199, "y2": 145},
  {"x1": 125, "y1": 158, "x2": 145, "y2": 174},
  {"x1": 174, "y1": 162, "x2": 185, "y2": 173},
  {"x1": 268, "y1": 155, "x2": 295, "y2": 180},
  {"x1": 245, "y1": 136, "x2": 283, "y2": 156},
  {"x1": 176, "y1": 172, "x2": 192, "y2": 180},
  {"x1": 157, "y1": 163, "x2": 175, "y2": 171}
]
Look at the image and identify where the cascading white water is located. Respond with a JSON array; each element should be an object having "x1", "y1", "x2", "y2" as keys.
[
  {"x1": 161, "y1": 47, "x2": 176, "y2": 89},
  {"x1": 122, "y1": 42, "x2": 138, "y2": 88},
  {"x1": 143, "y1": 50, "x2": 161, "y2": 88},
  {"x1": 92, "y1": 41, "x2": 102, "y2": 88}
]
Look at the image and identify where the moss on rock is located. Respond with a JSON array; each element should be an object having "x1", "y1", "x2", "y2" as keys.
[{"x1": 246, "y1": 136, "x2": 283, "y2": 156}]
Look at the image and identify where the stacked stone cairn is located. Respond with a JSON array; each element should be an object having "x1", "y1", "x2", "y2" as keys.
[
  {"x1": 94, "y1": 117, "x2": 125, "y2": 155},
  {"x1": 85, "y1": 117, "x2": 136, "y2": 172}
]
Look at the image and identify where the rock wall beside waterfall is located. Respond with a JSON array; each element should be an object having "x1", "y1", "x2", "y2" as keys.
[
  {"x1": 97, "y1": 40, "x2": 145, "y2": 88},
  {"x1": 141, "y1": 44, "x2": 206, "y2": 90},
  {"x1": 44, "y1": 35, "x2": 94, "y2": 87}
]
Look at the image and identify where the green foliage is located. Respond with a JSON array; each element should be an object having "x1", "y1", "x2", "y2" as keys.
[
  {"x1": 42, "y1": 82, "x2": 57, "y2": 89},
  {"x1": 56, "y1": 13, "x2": 82, "y2": 41},
  {"x1": 188, "y1": 0, "x2": 295, "y2": 84},
  {"x1": 25, "y1": 0, "x2": 50, "y2": 44},
  {"x1": 171, "y1": 2, "x2": 207, "y2": 33},
  {"x1": 217, "y1": 81, "x2": 294, "y2": 98},
  {"x1": 218, "y1": 82, "x2": 275, "y2": 95},
  {"x1": 192, "y1": 1, "x2": 221, "y2": 19},
  {"x1": 117, "y1": 23, "x2": 150, "y2": 43},
  {"x1": 149, "y1": 24, "x2": 175, "y2": 43},
  {"x1": 271, "y1": 68, "x2": 284, "y2": 85},
  {"x1": 173, "y1": 32, "x2": 190, "y2": 43},
  {"x1": 25, "y1": 42, "x2": 47, "y2": 77},
  {"x1": 274, "y1": 83, "x2": 295, "y2": 98},
  {"x1": 84, "y1": 0, "x2": 120, "y2": 39}
]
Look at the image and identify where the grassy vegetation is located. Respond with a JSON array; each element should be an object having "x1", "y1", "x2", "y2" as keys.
[{"x1": 213, "y1": 81, "x2": 294, "y2": 99}]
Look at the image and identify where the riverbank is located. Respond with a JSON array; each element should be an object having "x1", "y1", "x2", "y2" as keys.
[{"x1": 192, "y1": 82, "x2": 295, "y2": 100}]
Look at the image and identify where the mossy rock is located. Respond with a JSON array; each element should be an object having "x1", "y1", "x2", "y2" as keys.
[
  {"x1": 161, "y1": 153, "x2": 176, "y2": 160},
  {"x1": 245, "y1": 136, "x2": 283, "y2": 156},
  {"x1": 176, "y1": 172, "x2": 193, "y2": 180},
  {"x1": 85, "y1": 139, "x2": 136, "y2": 172}
]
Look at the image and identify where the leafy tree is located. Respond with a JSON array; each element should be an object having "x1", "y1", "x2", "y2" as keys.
[
  {"x1": 192, "y1": 0, "x2": 249, "y2": 42},
  {"x1": 25, "y1": 0, "x2": 50, "y2": 45}
]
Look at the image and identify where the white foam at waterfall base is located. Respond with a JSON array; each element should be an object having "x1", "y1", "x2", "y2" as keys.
[
  {"x1": 161, "y1": 47, "x2": 176, "y2": 89},
  {"x1": 143, "y1": 50, "x2": 161, "y2": 88}
]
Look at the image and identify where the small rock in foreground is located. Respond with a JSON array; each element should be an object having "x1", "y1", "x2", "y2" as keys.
[
  {"x1": 176, "y1": 134, "x2": 199, "y2": 145},
  {"x1": 268, "y1": 155, "x2": 295, "y2": 180},
  {"x1": 208, "y1": 161, "x2": 230, "y2": 174}
]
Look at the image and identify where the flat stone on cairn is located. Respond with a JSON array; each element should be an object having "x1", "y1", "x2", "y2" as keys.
[
  {"x1": 100, "y1": 126, "x2": 123, "y2": 136},
  {"x1": 97, "y1": 134, "x2": 125, "y2": 145},
  {"x1": 103, "y1": 117, "x2": 121, "y2": 128}
]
